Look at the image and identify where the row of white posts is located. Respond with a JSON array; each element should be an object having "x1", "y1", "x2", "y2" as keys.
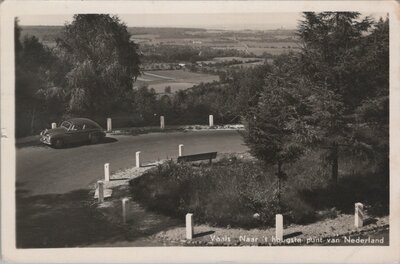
[
  {"x1": 185, "y1": 203, "x2": 365, "y2": 241},
  {"x1": 52, "y1": 115, "x2": 215, "y2": 132},
  {"x1": 97, "y1": 143, "x2": 185, "y2": 202},
  {"x1": 96, "y1": 143, "x2": 186, "y2": 224},
  {"x1": 95, "y1": 199, "x2": 365, "y2": 233},
  {"x1": 96, "y1": 147, "x2": 366, "y2": 238},
  {"x1": 105, "y1": 115, "x2": 215, "y2": 132},
  {"x1": 96, "y1": 160, "x2": 133, "y2": 223}
]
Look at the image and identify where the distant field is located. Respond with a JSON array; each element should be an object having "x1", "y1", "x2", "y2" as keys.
[
  {"x1": 209, "y1": 46, "x2": 298, "y2": 56},
  {"x1": 145, "y1": 82, "x2": 196, "y2": 93},
  {"x1": 137, "y1": 72, "x2": 175, "y2": 82},
  {"x1": 20, "y1": 26, "x2": 300, "y2": 56},
  {"x1": 20, "y1": 26, "x2": 62, "y2": 42},
  {"x1": 213, "y1": 57, "x2": 261, "y2": 62},
  {"x1": 229, "y1": 61, "x2": 266, "y2": 69},
  {"x1": 245, "y1": 41, "x2": 300, "y2": 48},
  {"x1": 152, "y1": 70, "x2": 217, "y2": 80},
  {"x1": 248, "y1": 47, "x2": 298, "y2": 56},
  {"x1": 134, "y1": 69, "x2": 219, "y2": 93}
]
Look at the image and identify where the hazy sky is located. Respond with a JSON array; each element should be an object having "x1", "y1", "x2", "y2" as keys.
[{"x1": 18, "y1": 12, "x2": 385, "y2": 30}]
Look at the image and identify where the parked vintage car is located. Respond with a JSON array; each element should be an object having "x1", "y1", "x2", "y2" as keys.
[{"x1": 40, "y1": 118, "x2": 106, "y2": 148}]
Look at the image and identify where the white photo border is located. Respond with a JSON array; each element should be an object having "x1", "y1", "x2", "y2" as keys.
[{"x1": 1, "y1": 1, "x2": 399, "y2": 263}]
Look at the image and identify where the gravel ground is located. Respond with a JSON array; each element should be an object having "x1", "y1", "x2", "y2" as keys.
[{"x1": 154, "y1": 215, "x2": 389, "y2": 246}]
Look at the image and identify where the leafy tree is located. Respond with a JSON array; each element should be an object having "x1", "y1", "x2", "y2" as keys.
[
  {"x1": 352, "y1": 17, "x2": 389, "y2": 172},
  {"x1": 57, "y1": 14, "x2": 141, "y2": 117},
  {"x1": 15, "y1": 19, "x2": 64, "y2": 136},
  {"x1": 242, "y1": 56, "x2": 308, "y2": 208},
  {"x1": 296, "y1": 12, "x2": 388, "y2": 184},
  {"x1": 126, "y1": 86, "x2": 157, "y2": 123},
  {"x1": 229, "y1": 65, "x2": 270, "y2": 115},
  {"x1": 298, "y1": 12, "x2": 373, "y2": 108},
  {"x1": 164, "y1": 86, "x2": 172, "y2": 94}
]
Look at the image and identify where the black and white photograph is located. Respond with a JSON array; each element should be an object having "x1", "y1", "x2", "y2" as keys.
[{"x1": 1, "y1": 1, "x2": 399, "y2": 263}]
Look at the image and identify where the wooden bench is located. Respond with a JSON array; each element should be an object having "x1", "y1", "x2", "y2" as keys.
[{"x1": 177, "y1": 152, "x2": 217, "y2": 164}]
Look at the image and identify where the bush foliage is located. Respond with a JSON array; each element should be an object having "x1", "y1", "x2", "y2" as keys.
[{"x1": 130, "y1": 152, "x2": 388, "y2": 228}]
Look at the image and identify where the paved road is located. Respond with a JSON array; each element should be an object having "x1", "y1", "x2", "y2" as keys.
[{"x1": 16, "y1": 130, "x2": 247, "y2": 195}]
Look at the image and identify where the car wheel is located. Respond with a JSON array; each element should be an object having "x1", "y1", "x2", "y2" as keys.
[
  {"x1": 90, "y1": 134, "x2": 100, "y2": 144},
  {"x1": 53, "y1": 139, "x2": 64, "y2": 149}
]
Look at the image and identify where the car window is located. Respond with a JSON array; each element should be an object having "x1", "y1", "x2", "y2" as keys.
[
  {"x1": 86, "y1": 123, "x2": 97, "y2": 129},
  {"x1": 60, "y1": 121, "x2": 72, "y2": 130},
  {"x1": 73, "y1": 124, "x2": 84, "y2": 131}
]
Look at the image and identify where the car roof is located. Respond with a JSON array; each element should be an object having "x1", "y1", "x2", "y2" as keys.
[{"x1": 67, "y1": 118, "x2": 102, "y2": 127}]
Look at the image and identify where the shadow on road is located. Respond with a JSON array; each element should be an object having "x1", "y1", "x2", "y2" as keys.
[
  {"x1": 16, "y1": 184, "x2": 181, "y2": 248},
  {"x1": 16, "y1": 136, "x2": 118, "y2": 149},
  {"x1": 15, "y1": 136, "x2": 45, "y2": 149},
  {"x1": 17, "y1": 187, "x2": 122, "y2": 248}
]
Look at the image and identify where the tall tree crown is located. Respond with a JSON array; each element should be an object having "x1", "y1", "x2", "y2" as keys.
[{"x1": 57, "y1": 14, "x2": 141, "y2": 116}]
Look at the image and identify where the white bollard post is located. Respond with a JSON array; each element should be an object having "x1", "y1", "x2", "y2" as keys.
[
  {"x1": 179, "y1": 144, "x2": 184, "y2": 157},
  {"x1": 136, "y1": 151, "x2": 141, "y2": 168},
  {"x1": 209, "y1": 115, "x2": 214, "y2": 127},
  {"x1": 104, "y1": 163, "x2": 110, "y2": 182},
  {"x1": 98, "y1": 180, "x2": 104, "y2": 203},
  {"x1": 186, "y1": 213, "x2": 193, "y2": 240},
  {"x1": 275, "y1": 214, "x2": 283, "y2": 241},
  {"x1": 107, "y1": 118, "x2": 112, "y2": 132},
  {"x1": 51, "y1": 122, "x2": 57, "y2": 129},
  {"x1": 160, "y1": 116, "x2": 165, "y2": 129},
  {"x1": 122, "y1": 198, "x2": 130, "y2": 224},
  {"x1": 355, "y1": 202, "x2": 364, "y2": 228}
]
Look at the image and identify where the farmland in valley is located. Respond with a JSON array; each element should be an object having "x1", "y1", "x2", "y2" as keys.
[
  {"x1": 135, "y1": 70, "x2": 219, "y2": 93},
  {"x1": 20, "y1": 26, "x2": 297, "y2": 93},
  {"x1": 130, "y1": 28, "x2": 300, "y2": 56},
  {"x1": 21, "y1": 26, "x2": 300, "y2": 56}
]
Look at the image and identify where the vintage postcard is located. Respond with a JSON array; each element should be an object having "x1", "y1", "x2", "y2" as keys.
[{"x1": 1, "y1": 0, "x2": 399, "y2": 263}]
